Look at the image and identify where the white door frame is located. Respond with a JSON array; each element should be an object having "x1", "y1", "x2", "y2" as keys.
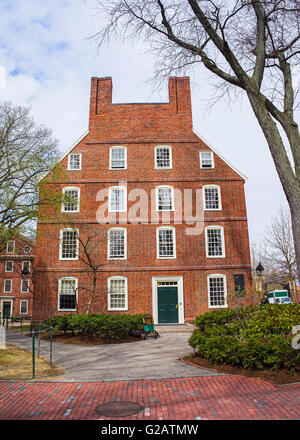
[
  {"x1": 152, "y1": 276, "x2": 184, "y2": 324},
  {"x1": 1, "y1": 297, "x2": 14, "y2": 319}
]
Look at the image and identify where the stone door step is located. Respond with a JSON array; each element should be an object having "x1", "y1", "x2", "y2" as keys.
[{"x1": 154, "y1": 324, "x2": 195, "y2": 334}]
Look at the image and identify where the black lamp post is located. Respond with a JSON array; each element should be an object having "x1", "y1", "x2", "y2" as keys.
[
  {"x1": 21, "y1": 265, "x2": 30, "y2": 280},
  {"x1": 255, "y1": 262, "x2": 264, "y2": 278}
]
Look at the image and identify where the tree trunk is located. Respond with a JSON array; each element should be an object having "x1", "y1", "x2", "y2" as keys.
[
  {"x1": 86, "y1": 272, "x2": 97, "y2": 314},
  {"x1": 246, "y1": 88, "x2": 300, "y2": 284}
]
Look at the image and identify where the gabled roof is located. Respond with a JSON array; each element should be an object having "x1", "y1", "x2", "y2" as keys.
[{"x1": 193, "y1": 128, "x2": 247, "y2": 180}]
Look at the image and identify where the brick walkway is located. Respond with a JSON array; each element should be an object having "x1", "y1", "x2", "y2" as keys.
[{"x1": 0, "y1": 375, "x2": 300, "y2": 420}]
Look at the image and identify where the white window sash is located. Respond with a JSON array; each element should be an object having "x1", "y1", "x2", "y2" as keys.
[
  {"x1": 6, "y1": 241, "x2": 15, "y2": 254},
  {"x1": 108, "y1": 277, "x2": 128, "y2": 311},
  {"x1": 110, "y1": 146, "x2": 127, "y2": 170},
  {"x1": 108, "y1": 228, "x2": 127, "y2": 260},
  {"x1": 207, "y1": 274, "x2": 228, "y2": 308},
  {"x1": 20, "y1": 301, "x2": 28, "y2": 314},
  {"x1": 5, "y1": 261, "x2": 13, "y2": 272},
  {"x1": 58, "y1": 277, "x2": 78, "y2": 311},
  {"x1": 155, "y1": 146, "x2": 172, "y2": 169},
  {"x1": 62, "y1": 187, "x2": 80, "y2": 212},
  {"x1": 59, "y1": 229, "x2": 79, "y2": 260},
  {"x1": 205, "y1": 226, "x2": 225, "y2": 258},
  {"x1": 156, "y1": 186, "x2": 174, "y2": 211},
  {"x1": 203, "y1": 185, "x2": 222, "y2": 211},
  {"x1": 4, "y1": 280, "x2": 12, "y2": 293},
  {"x1": 157, "y1": 227, "x2": 176, "y2": 259},
  {"x1": 108, "y1": 187, "x2": 127, "y2": 212},
  {"x1": 67, "y1": 153, "x2": 82, "y2": 170},
  {"x1": 200, "y1": 151, "x2": 214, "y2": 169}
]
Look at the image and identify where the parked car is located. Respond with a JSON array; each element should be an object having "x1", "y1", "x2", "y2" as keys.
[{"x1": 267, "y1": 290, "x2": 292, "y2": 304}]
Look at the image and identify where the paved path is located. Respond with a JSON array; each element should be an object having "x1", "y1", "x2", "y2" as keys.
[
  {"x1": 0, "y1": 376, "x2": 300, "y2": 420},
  {"x1": 6, "y1": 330, "x2": 220, "y2": 382}
]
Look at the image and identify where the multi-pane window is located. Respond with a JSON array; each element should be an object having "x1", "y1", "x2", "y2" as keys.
[
  {"x1": 4, "y1": 280, "x2": 12, "y2": 293},
  {"x1": 110, "y1": 147, "x2": 126, "y2": 169},
  {"x1": 155, "y1": 146, "x2": 172, "y2": 169},
  {"x1": 6, "y1": 241, "x2": 15, "y2": 253},
  {"x1": 205, "y1": 226, "x2": 225, "y2": 258},
  {"x1": 62, "y1": 187, "x2": 80, "y2": 212},
  {"x1": 58, "y1": 278, "x2": 77, "y2": 310},
  {"x1": 203, "y1": 186, "x2": 221, "y2": 210},
  {"x1": 5, "y1": 261, "x2": 13, "y2": 272},
  {"x1": 200, "y1": 152, "x2": 214, "y2": 169},
  {"x1": 59, "y1": 229, "x2": 79, "y2": 260},
  {"x1": 156, "y1": 186, "x2": 174, "y2": 211},
  {"x1": 234, "y1": 274, "x2": 246, "y2": 296},
  {"x1": 20, "y1": 301, "x2": 28, "y2": 314},
  {"x1": 68, "y1": 154, "x2": 81, "y2": 170},
  {"x1": 108, "y1": 228, "x2": 126, "y2": 259},
  {"x1": 208, "y1": 275, "x2": 227, "y2": 308},
  {"x1": 157, "y1": 227, "x2": 176, "y2": 258},
  {"x1": 109, "y1": 187, "x2": 126, "y2": 212},
  {"x1": 108, "y1": 277, "x2": 127, "y2": 310},
  {"x1": 22, "y1": 261, "x2": 30, "y2": 271},
  {"x1": 21, "y1": 279, "x2": 29, "y2": 293}
]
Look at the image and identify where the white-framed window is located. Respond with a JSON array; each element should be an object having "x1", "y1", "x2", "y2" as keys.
[
  {"x1": 22, "y1": 261, "x2": 30, "y2": 271},
  {"x1": 156, "y1": 186, "x2": 174, "y2": 211},
  {"x1": 5, "y1": 261, "x2": 13, "y2": 272},
  {"x1": 108, "y1": 186, "x2": 127, "y2": 212},
  {"x1": 58, "y1": 277, "x2": 78, "y2": 311},
  {"x1": 24, "y1": 245, "x2": 31, "y2": 254},
  {"x1": 203, "y1": 185, "x2": 222, "y2": 210},
  {"x1": 59, "y1": 228, "x2": 79, "y2": 260},
  {"x1": 155, "y1": 146, "x2": 172, "y2": 169},
  {"x1": 4, "y1": 279, "x2": 12, "y2": 293},
  {"x1": 108, "y1": 276, "x2": 128, "y2": 311},
  {"x1": 205, "y1": 226, "x2": 225, "y2": 258},
  {"x1": 200, "y1": 151, "x2": 214, "y2": 169},
  {"x1": 6, "y1": 241, "x2": 15, "y2": 254},
  {"x1": 110, "y1": 146, "x2": 127, "y2": 169},
  {"x1": 68, "y1": 153, "x2": 82, "y2": 170},
  {"x1": 108, "y1": 228, "x2": 127, "y2": 260},
  {"x1": 157, "y1": 227, "x2": 176, "y2": 259},
  {"x1": 208, "y1": 274, "x2": 228, "y2": 308},
  {"x1": 20, "y1": 301, "x2": 28, "y2": 315},
  {"x1": 21, "y1": 279, "x2": 30, "y2": 293},
  {"x1": 62, "y1": 187, "x2": 80, "y2": 212}
]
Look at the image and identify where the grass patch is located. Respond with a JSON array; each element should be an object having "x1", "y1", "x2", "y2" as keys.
[{"x1": 0, "y1": 344, "x2": 64, "y2": 380}]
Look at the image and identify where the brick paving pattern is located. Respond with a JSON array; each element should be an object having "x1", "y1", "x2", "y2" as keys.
[{"x1": 0, "y1": 375, "x2": 299, "y2": 420}]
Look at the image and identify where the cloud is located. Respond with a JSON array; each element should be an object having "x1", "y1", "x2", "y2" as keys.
[{"x1": 0, "y1": 0, "x2": 292, "y2": 244}]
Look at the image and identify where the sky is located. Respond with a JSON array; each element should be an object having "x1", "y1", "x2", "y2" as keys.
[{"x1": 0, "y1": 0, "x2": 294, "y2": 248}]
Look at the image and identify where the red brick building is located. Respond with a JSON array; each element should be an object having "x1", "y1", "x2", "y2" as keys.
[
  {"x1": 0, "y1": 235, "x2": 34, "y2": 319},
  {"x1": 33, "y1": 76, "x2": 252, "y2": 322}
]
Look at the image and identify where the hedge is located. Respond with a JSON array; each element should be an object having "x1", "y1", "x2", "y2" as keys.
[
  {"x1": 189, "y1": 304, "x2": 300, "y2": 372},
  {"x1": 45, "y1": 313, "x2": 144, "y2": 340}
]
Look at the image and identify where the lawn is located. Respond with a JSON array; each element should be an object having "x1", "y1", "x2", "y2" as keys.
[{"x1": 0, "y1": 344, "x2": 64, "y2": 380}]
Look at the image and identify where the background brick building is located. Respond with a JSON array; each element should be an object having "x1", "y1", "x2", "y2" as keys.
[
  {"x1": 33, "y1": 76, "x2": 252, "y2": 322},
  {"x1": 0, "y1": 235, "x2": 34, "y2": 319}
]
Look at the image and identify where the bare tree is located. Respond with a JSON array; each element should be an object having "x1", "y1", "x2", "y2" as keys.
[
  {"x1": 93, "y1": 0, "x2": 300, "y2": 280},
  {"x1": 0, "y1": 101, "x2": 61, "y2": 248}
]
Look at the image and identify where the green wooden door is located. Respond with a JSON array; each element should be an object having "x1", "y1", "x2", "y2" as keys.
[
  {"x1": 3, "y1": 302, "x2": 11, "y2": 319},
  {"x1": 158, "y1": 286, "x2": 178, "y2": 323}
]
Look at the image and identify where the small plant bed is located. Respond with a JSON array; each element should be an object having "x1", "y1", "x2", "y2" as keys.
[
  {"x1": 188, "y1": 304, "x2": 300, "y2": 385},
  {"x1": 43, "y1": 313, "x2": 145, "y2": 345},
  {"x1": 0, "y1": 344, "x2": 64, "y2": 380},
  {"x1": 183, "y1": 354, "x2": 300, "y2": 385},
  {"x1": 40, "y1": 332, "x2": 140, "y2": 345}
]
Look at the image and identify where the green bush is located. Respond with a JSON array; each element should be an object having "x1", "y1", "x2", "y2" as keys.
[
  {"x1": 45, "y1": 313, "x2": 144, "y2": 340},
  {"x1": 189, "y1": 304, "x2": 300, "y2": 372}
]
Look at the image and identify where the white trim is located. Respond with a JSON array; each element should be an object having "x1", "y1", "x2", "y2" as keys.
[
  {"x1": 107, "y1": 227, "x2": 127, "y2": 260},
  {"x1": 154, "y1": 145, "x2": 173, "y2": 169},
  {"x1": 67, "y1": 153, "x2": 82, "y2": 171},
  {"x1": 193, "y1": 128, "x2": 247, "y2": 180},
  {"x1": 20, "y1": 278, "x2": 30, "y2": 293},
  {"x1": 58, "y1": 277, "x2": 78, "y2": 312},
  {"x1": 6, "y1": 241, "x2": 15, "y2": 254},
  {"x1": 107, "y1": 276, "x2": 128, "y2": 311},
  {"x1": 4, "y1": 279, "x2": 12, "y2": 293},
  {"x1": 207, "y1": 273, "x2": 228, "y2": 308},
  {"x1": 5, "y1": 261, "x2": 13, "y2": 272},
  {"x1": 199, "y1": 151, "x2": 215, "y2": 169},
  {"x1": 156, "y1": 226, "x2": 176, "y2": 259},
  {"x1": 20, "y1": 300, "x2": 28, "y2": 314},
  {"x1": 59, "y1": 228, "x2": 79, "y2": 261},
  {"x1": 203, "y1": 184, "x2": 222, "y2": 211},
  {"x1": 62, "y1": 187, "x2": 81, "y2": 213},
  {"x1": 109, "y1": 146, "x2": 127, "y2": 170},
  {"x1": 108, "y1": 186, "x2": 127, "y2": 213},
  {"x1": 1, "y1": 298, "x2": 13, "y2": 318},
  {"x1": 38, "y1": 130, "x2": 88, "y2": 182},
  {"x1": 155, "y1": 185, "x2": 175, "y2": 212},
  {"x1": 152, "y1": 276, "x2": 184, "y2": 324},
  {"x1": 205, "y1": 225, "x2": 226, "y2": 258}
]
